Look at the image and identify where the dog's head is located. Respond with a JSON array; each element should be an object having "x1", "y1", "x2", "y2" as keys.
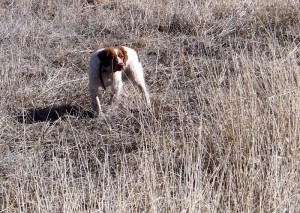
[{"x1": 98, "y1": 46, "x2": 128, "y2": 72}]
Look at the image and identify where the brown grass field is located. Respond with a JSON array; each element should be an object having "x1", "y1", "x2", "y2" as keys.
[{"x1": 0, "y1": 0, "x2": 300, "y2": 212}]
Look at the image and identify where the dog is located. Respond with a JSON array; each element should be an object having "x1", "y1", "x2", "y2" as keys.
[{"x1": 88, "y1": 46, "x2": 151, "y2": 114}]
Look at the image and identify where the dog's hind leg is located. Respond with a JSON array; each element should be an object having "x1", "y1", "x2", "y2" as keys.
[{"x1": 131, "y1": 72, "x2": 151, "y2": 106}]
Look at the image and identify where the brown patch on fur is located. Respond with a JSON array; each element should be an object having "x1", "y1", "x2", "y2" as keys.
[
  {"x1": 97, "y1": 48, "x2": 116, "y2": 69},
  {"x1": 116, "y1": 46, "x2": 128, "y2": 65}
]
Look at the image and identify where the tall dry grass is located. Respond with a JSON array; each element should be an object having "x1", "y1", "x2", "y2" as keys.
[{"x1": 0, "y1": 0, "x2": 299, "y2": 212}]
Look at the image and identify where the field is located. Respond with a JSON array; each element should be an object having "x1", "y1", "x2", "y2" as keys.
[{"x1": 0, "y1": 0, "x2": 299, "y2": 212}]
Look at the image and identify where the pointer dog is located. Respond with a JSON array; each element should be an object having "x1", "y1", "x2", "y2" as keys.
[{"x1": 88, "y1": 46, "x2": 150, "y2": 113}]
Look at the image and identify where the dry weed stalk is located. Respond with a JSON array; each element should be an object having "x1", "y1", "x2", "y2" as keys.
[{"x1": 0, "y1": 0, "x2": 299, "y2": 212}]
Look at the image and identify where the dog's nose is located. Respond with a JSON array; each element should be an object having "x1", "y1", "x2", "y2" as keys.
[{"x1": 116, "y1": 63, "x2": 125, "y2": 69}]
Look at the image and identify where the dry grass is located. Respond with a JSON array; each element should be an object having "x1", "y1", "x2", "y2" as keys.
[{"x1": 1, "y1": 0, "x2": 300, "y2": 212}]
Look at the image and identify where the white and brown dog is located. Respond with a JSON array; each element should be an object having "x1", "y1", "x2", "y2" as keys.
[{"x1": 88, "y1": 46, "x2": 151, "y2": 113}]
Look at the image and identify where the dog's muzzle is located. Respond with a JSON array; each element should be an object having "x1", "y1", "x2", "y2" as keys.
[{"x1": 114, "y1": 63, "x2": 125, "y2": 71}]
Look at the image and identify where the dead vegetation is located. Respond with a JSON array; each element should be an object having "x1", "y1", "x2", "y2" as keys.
[{"x1": 0, "y1": 0, "x2": 299, "y2": 212}]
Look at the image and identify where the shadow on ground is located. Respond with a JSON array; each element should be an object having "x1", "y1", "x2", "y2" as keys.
[{"x1": 17, "y1": 105, "x2": 94, "y2": 124}]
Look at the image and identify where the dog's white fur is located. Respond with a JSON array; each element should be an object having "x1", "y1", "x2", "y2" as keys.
[{"x1": 88, "y1": 46, "x2": 150, "y2": 113}]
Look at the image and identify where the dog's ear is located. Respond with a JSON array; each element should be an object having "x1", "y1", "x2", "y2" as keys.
[
  {"x1": 98, "y1": 49, "x2": 111, "y2": 66},
  {"x1": 116, "y1": 46, "x2": 128, "y2": 65},
  {"x1": 98, "y1": 50, "x2": 107, "y2": 65}
]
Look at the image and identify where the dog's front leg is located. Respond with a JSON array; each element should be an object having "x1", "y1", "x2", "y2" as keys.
[
  {"x1": 109, "y1": 71, "x2": 123, "y2": 105},
  {"x1": 89, "y1": 78, "x2": 102, "y2": 113}
]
